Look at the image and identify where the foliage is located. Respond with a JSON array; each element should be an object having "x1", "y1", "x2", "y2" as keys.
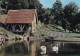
[
  {"x1": 0, "y1": 0, "x2": 2, "y2": 11},
  {"x1": 0, "y1": 0, "x2": 1, "y2": 9},
  {"x1": 51, "y1": 1, "x2": 79, "y2": 33},
  {"x1": 51, "y1": 0, "x2": 63, "y2": 25},
  {"x1": 75, "y1": 24, "x2": 80, "y2": 32},
  {"x1": 37, "y1": 20, "x2": 41, "y2": 27},
  {"x1": 44, "y1": 8, "x2": 51, "y2": 24},
  {"x1": 51, "y1": 0, "x2": 63, "y2": 15},
  {"x1": 1, "y1": 0, "x2": 42, "y2": 11},
  {"x1": 63, "y1": 2, "x2": 79, "y2": 32},
  {"x1": 38, "y1": 8, "x2": 52, "y2": 24},
  {"x1": 76, "y1": 12, "x2": 80, "y2": 24}
]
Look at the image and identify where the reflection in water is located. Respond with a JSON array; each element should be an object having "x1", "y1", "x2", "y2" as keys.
[
  {"x1": 40, "y1": 41, "x2": 80, "y2": 56},
  {"x1": 31, "y1": 41, "x2": 36, "y2": 56},
  {"x1": 0, "y1": 45, "x2": 1, "y2": 50},
  {"x1": 1, "y1": 40, "x2": 80, "y2": 56},
  {"x1": 52, "y1": 44, "x2": 59, "y2": 54},
  {"x1": 4, "y1": 41, "x2": 38, "y2": 56},
  {"x1": 40, "y1": 46, "x2": 46, "y2": 55},
  {"x1": 0, "y1": 43, "x2": 3, "y2": 50},
  {"x1": 5, "y1": 42, "x2": 28, "y2": 54}
]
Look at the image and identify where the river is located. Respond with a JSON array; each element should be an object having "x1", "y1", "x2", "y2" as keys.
[
  {"x1": 39, "y1": 41, "x2": 80, "y2": 56},
  {"x1": 0, "y1": 40, "x2": 80, "y2": 56}
]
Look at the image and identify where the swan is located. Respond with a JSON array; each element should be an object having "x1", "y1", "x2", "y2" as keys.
[
  {"x1": 52, "y1": 44, "x2": 59, "y2": 54},
  {"x1": 40, "y1": 46, "x2": 46, "y2": 54}
]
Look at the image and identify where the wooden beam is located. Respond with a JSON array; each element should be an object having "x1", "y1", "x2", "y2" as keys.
[
  {"x1": 19, "y1": 24, "x2": 25, "y2": 32},
  {"x1": 19, "y1": 24, "x2": 22, "y2": 31},
  {"x1": 12, "y1": 24, "x2": 16, "y2": 32},
  {"x1": 22, "y1": 24, "x2": 25, "y2": 30}
]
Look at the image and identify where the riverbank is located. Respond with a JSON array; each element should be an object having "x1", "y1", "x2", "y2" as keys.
[
  {"x1": 30, "y1": 34, "x2": 80, "y2": 42},
  {"x1": 34, "y1": 24, "x2": 80, "y2": 42},
  {"x1": 53, "y1": 37, "x2": 80, "y2": 42}
]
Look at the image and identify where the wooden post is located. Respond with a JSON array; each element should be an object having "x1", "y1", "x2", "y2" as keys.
[
  {"x1": 11, "y1": 24, "x2": 15, "y2": 32},
  {"x1": 19, "y1": 24, "x2": 22, "y2": 31},
  {"x1": 22, "y1": 24, "x2": 25, "y2": 31},
  {"x1": 19, "y1": 24, "x2": 21, "y2": 31},
  {"x1": 19, "y1": 24, "x2": 25, "y2": 32}
]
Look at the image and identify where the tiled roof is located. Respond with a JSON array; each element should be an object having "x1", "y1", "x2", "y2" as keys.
[{"x1": 5, "y1": 9, "x2": 37, "y2": 24}]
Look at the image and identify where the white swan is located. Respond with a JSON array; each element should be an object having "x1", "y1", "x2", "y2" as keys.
[
  {"x1": 52, "y1": 44, "x2": 59, "y2": 54},
  {"x1": 40, "y1": 46, "x2": 46, "y2": 54}
]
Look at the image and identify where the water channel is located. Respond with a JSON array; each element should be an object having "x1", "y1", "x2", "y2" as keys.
[
  {"x1": 39, "y1": 41, "x2": 80, "y2": 56},
  {"x1": 0, "y1": 40, "x2": 80, "y2": 56}
]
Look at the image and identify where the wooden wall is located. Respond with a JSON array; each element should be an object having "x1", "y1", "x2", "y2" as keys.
[{"x1": 32, "y1": 15, "x2": 36, "y2": 33}]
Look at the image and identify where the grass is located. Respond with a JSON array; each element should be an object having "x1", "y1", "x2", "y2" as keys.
[
  {"x1": 0, "y1": 27, "x2": 15, "y2": 37},
  {"x1": 36, "y1": 24, "x2": 80, "y2": 37},
  {"x1": 54, "y1": 37, "x2": 80, "y2": 41},
  {"x1": 48, "y1": 24, "x2": 80, "y2": 37},
  {"x1": 54, "y1": 26, "x2": 80, "y2": 37},
  {"x1": 63, "y1": 32, "x2": 80, "y2": 37}
]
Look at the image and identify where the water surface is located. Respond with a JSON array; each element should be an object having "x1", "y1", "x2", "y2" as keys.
[
  {"x1": 1, "y1": 41, "x2": 80, "y2": 56},
  {"x1": 39, "y1": 41, "x2": 80, "y2": 56}
]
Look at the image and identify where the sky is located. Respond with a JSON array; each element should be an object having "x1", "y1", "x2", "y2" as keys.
[{"x1": 39, "y1": 0, "x2": 80, "y2": 8}]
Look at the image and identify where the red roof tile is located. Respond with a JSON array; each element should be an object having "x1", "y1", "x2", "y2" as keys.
[{"x1": 5, "y1": 9, "x2": 37, "y2": 24}]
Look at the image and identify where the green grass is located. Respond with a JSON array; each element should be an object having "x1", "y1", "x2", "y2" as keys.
[
  {"x1": 54, "y1": 37, "x2": 80, "y2": 41},
  {"x1": 54, "y1": 26, "x2": 80, "y2": 37},
  {"x1": 48, "y1": 24, "x2": 80, "y2": 37},
  {"x1": 36, "y1": 24, "x2": 80, "y2": 37},
  {"x1": 0, "y1": 27, "x2": 15, "y2": 37},
  {"x1": 63, "y1": 32, "x2": 80, "y2": 37}
]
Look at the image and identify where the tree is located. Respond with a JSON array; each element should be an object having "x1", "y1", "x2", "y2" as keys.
[
  {"x1": 51, "y1": 0, "x2": 63, "y2": 25},
  {"x1": 1, "y1": 0, "x2": 42, "y2": 12},
  {"x1": 0, "y1": 0, "x2": 1, "y2": 11},
  {"x1": 76, "y1": 12, "x2": 80, "y2": 24},
  {"x1": 0, "y1": 0, "x2": 1, "y2": 16},
  {"x1": 75, "y1": 24, "x2": 80, "y2": 32},
  {"x1": 51, "y1": 0, "x2": 63, "y2": 15},
  {"x1": 44, "y1": 8, "x2": 51, "y2": 25},
  {"x1": 63, "y1": 2, "x2": 79, "y2": 32},
  {"x1": 0, "y1": 0, "x2": 4, "y2": 13}
]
